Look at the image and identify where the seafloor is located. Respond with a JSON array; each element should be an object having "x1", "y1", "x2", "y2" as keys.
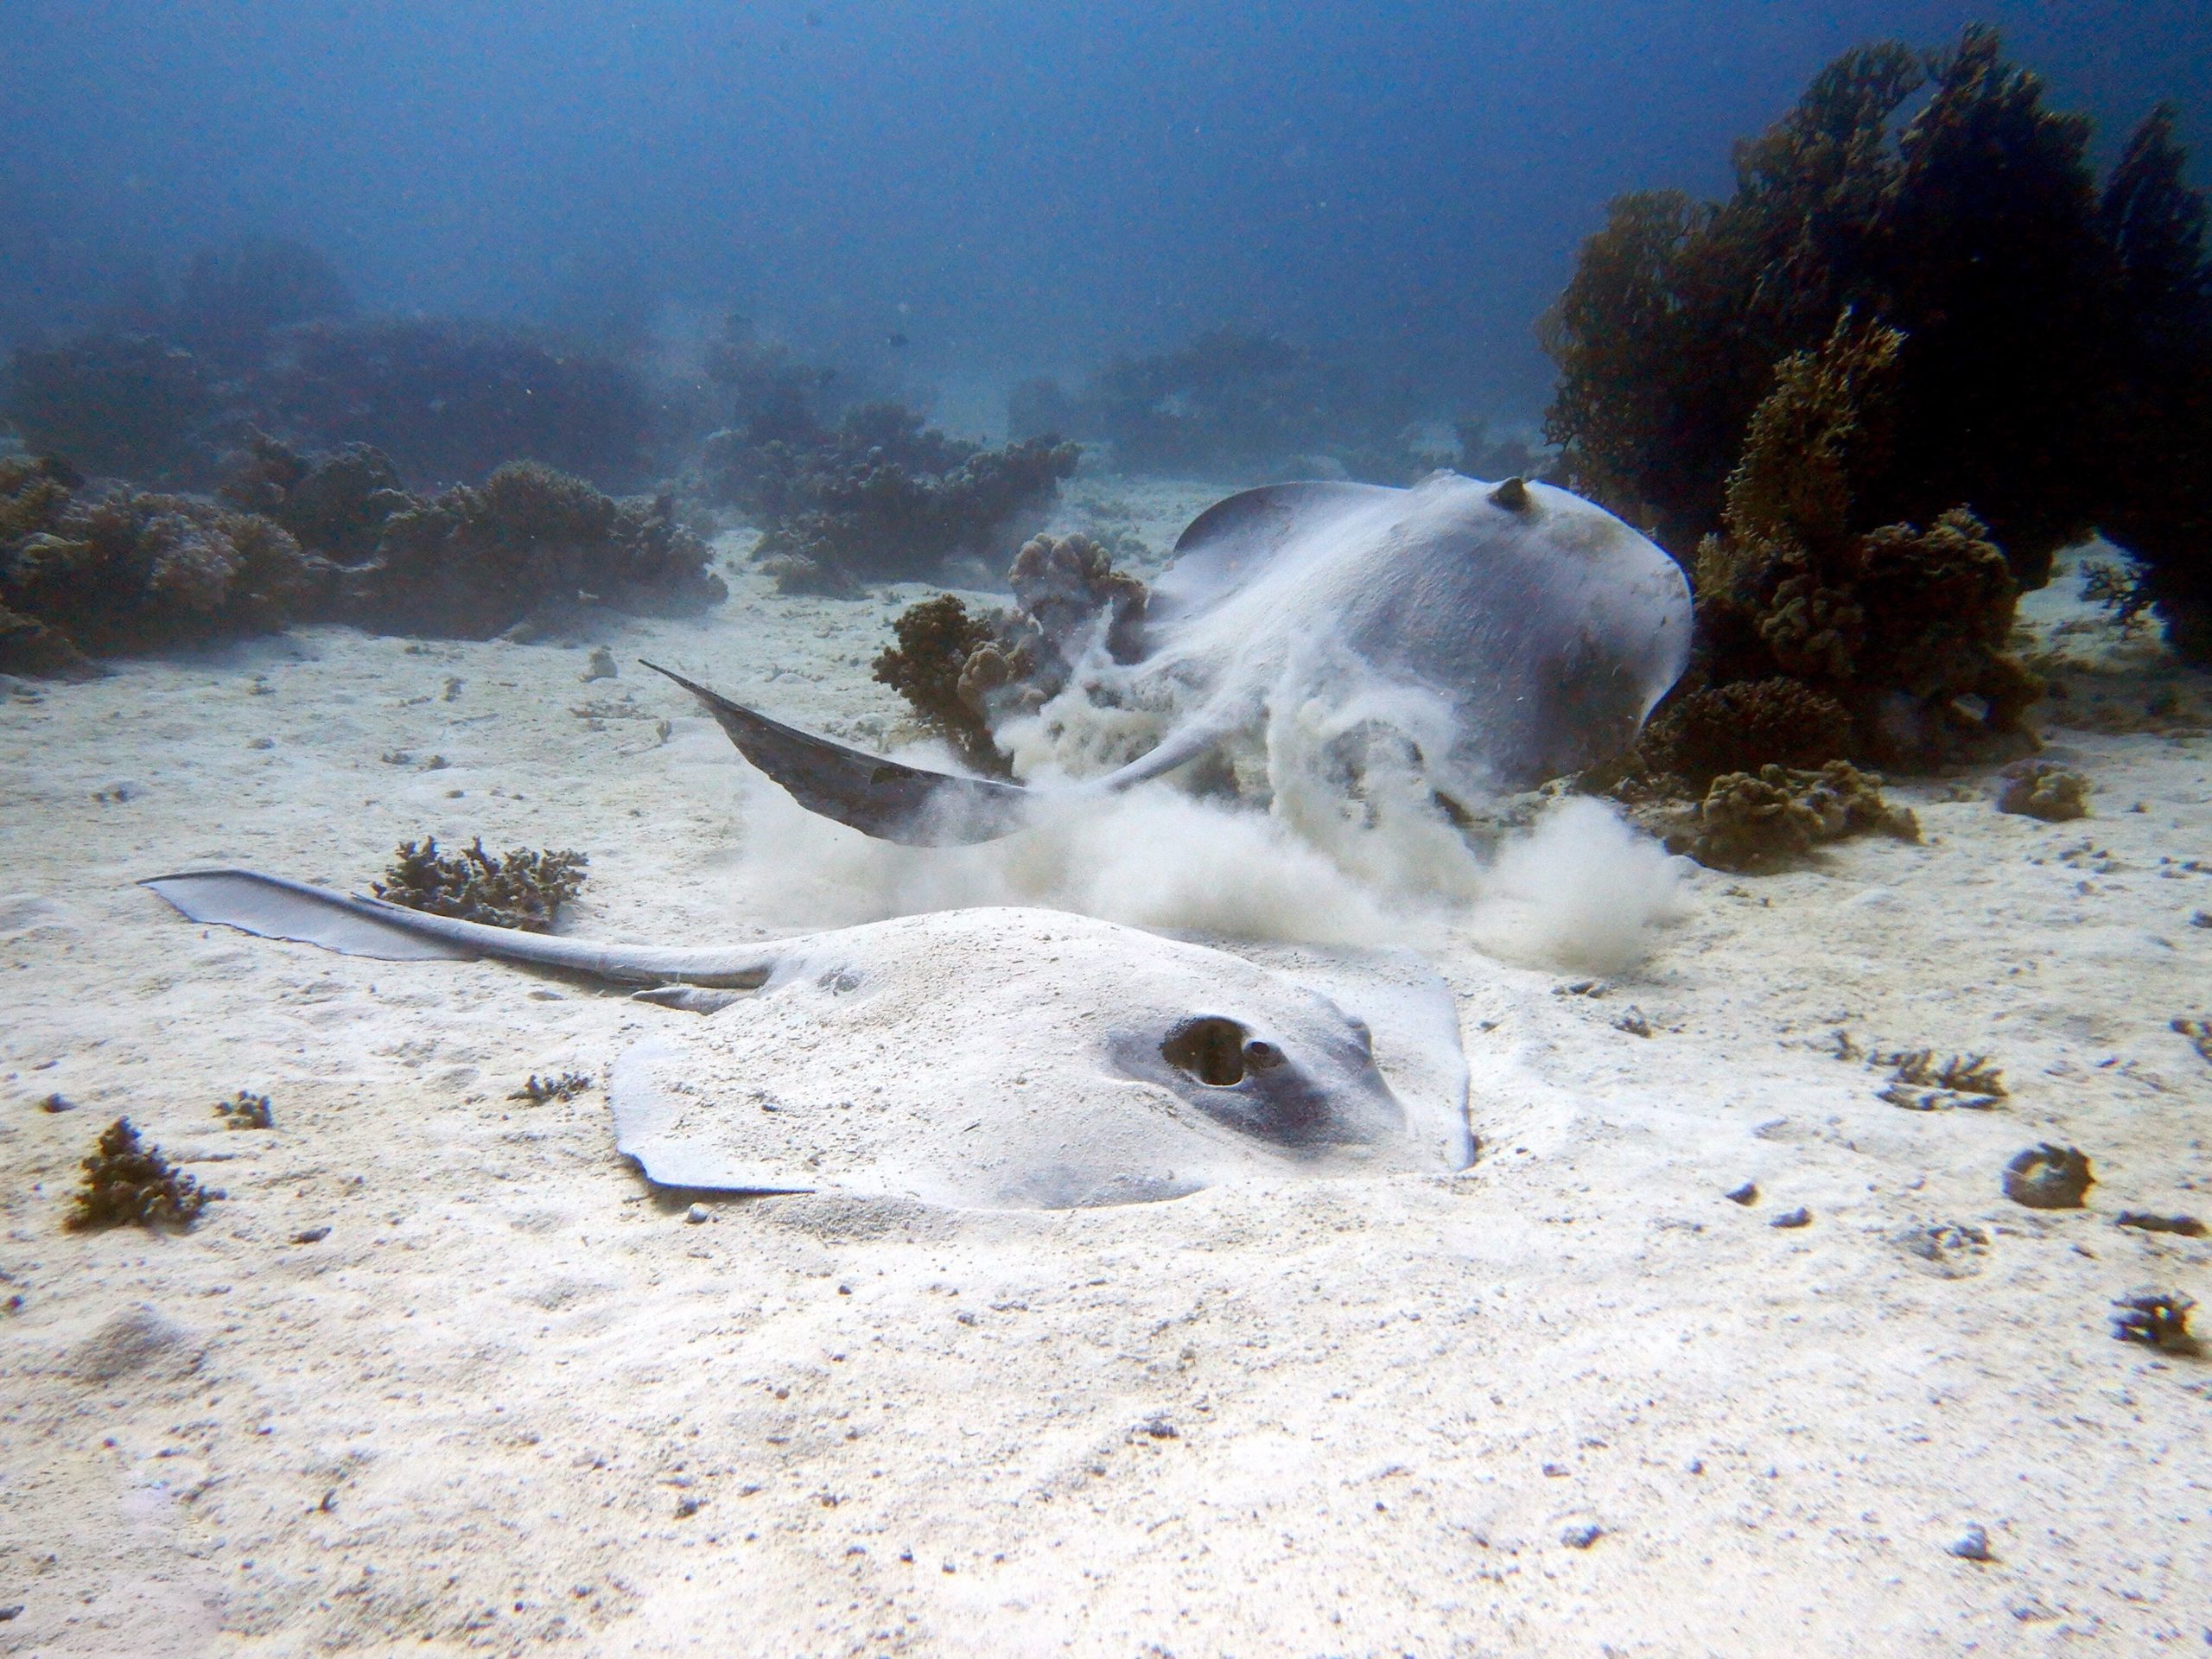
[{"x1": 1, "y1": 479, "x2": 2208, "y2": 1656}]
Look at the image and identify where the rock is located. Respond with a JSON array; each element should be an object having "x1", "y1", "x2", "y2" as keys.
[
  {"x1": 685, "y1": 1203, "x2": 709, "y2": 1224},
  {"x1": 582, "y1": 645, "x2": 618, "y2": 682},
  {"x1": 2003, "y1": 1144, "x2": 2093, "y2": 1210},
  {"x1": 1770, "y1": 1207, "x2": 1811, "y2": 1229},
  {"x1": 291, "y1": 1225, "x2": 330, "y2": 1244},
  {"x1": 1724, "y1": 1181, "x2": 1758, "y2": 1205},
  {"x1": 1949, "y1": 1523, "x2": 1993, "y2": 1561},
  {"x1": 1996, "y1": 760, "x2": 2089, "y2": 822},
  {"x1": 1560, "y1": 1523, "x2": 1603, "y2": 1549},
  {"x1": 2113, "y1": 1211, "x2": 2205, "y2": 1237}
]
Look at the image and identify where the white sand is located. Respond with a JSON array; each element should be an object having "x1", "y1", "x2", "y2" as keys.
[{"x1": 2, "y1": 503, "x2": 2209, "y2": 1655}]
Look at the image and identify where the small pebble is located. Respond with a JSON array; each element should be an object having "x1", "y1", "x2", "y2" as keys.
[
  {"x1": 675, "y1": 1495, "x2": 702, "y2": 1517},
  {"x1": 291, "y1": 1226, "x2": 331, "y2": 1244},
  {"x1": 582, "y1": 646, "x2": 619, "y2": 682},
  {"x1": 1560, "y1": 1523, "x2": 1602, "y2": 1549},
  {"x1": 1725, "y1": 1181, "x2": 1758, "y2": 1205},
  {"x1": 685, "y1": 1203, "x2": 709, "y2": 1225},
  {"x1": 1949, "y1": 1523, "x2": 1992, "y2": 1561},
  {"x1": 37, "y1": 1093, "x2": 74, "y2": 1113},
  {"x1": 1770, "y1": 1207, "x2": 1811, "y2": 1229}
]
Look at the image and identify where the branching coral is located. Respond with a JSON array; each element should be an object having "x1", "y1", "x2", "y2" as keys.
[
  {"x1": 65, "y1": 1118, "x2": 219, "y2": 1231},
  {"x1": 870, "y1": 534, "x2": 1151, "y2": 774},
  {"x1": 701, "y1": 400, "x2": 1078, "y2": 594},
  {"x1": 1543, "y1": 25, "x2": 2212, "y2": 661},
  {"x1": 0, "y1": 457, "x2": 315, "y2": 674},
  {"x1": 348, "y1": 461, "x2": 723, "y2": 638},
  {"x1": 373, "y1": 836, "x2": 588, "y2": 932},
  {"x1": 1660, "y1": 760, "x2": 1919, "y2": 873}
]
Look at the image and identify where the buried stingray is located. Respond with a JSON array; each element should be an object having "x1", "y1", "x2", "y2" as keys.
[
  {"x1": 650, "y1": 473, "x2": 1693, "y2": 845},
  {"x1": 142, "y1": 870, "x2": 1470, "y2": 1210}
]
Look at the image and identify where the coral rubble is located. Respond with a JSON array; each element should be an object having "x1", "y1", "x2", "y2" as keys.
[
  {"x1": 2002, "y1": 1143, "x2": 2094, "y2": 1210},
  {"x1": 213, "y1": 1090, "x2": 273, "y2": 1130},
  {"x1": 374, "y1": 837, "x2": 588, "y2": 932},
  {"x1": 510, "y1": 1071, "x2": 594, "y2": 1104},
  {"x1": 1545, "y1": 24, "x2": 2212, "y2": 682},
  {"x1": 64, "y1": 1117, "x2": 219, "y2": 1231},
  {"x1": 2109, "y1": 1288, "x2": 2197, "y2": 1352}
]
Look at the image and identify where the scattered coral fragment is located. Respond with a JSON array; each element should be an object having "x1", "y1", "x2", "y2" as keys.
[
  {"x1": 374, "y1": 837, "x2": 588, "y2": 932},
  {"x1": 1996, "y1": 760, "x2": 2089, "y2": 822},
  {"x1": 2001, "y1": 1143, "x2": 2094, "y2": 1210},
  {"x1": 510, "y1": 1071, "x2": 594, "y2": 1104},
  {"x1": 1876, "y1": 1050, "x2": 2005, "y2": 1111},
  {"x1": 64, "y1": 1118, "x2": 219, "y2": 1231},
  {"x1": 2109, "y1": 1287, "x2": 2196, "y2": 1352},
  {"x1": 213, "y1": 1090, "x2": 272, "y2": 1130}
]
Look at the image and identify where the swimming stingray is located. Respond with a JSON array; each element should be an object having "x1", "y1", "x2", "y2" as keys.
[
  {"x1": 142, "y1": 871, "x2": 1470, "y2": 1210},
  {"x1": 648, "y1": 472, "x2": 1692, "y2": 845}
]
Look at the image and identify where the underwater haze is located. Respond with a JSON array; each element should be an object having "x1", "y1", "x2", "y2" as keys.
[{"x1": 4, "y1": 0, "x2": 2209, "y2": 423}]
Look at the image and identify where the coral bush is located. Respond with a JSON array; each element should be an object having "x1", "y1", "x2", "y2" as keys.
[
  {"x1": 871, "y1": 533, "x2": 1151, "y2": 774},
  {"x1": 0, "y1": 456, "x2": 315, "y2": 674},
  {"x1": 1543, "y1": 25, "x2": 2212, "y2": 660},
  {"x1": 701, "y1": 400, "x2": 1078, "y2": 594},
  {"x1": 374, "y1": 836, "x2": 588, "y2": 931},
  {"x1": 3, "y1": 333, "x2": 218, "y2": 482},
  {"x1": 1657, "y1": 760, "x2": 1919, "y2": 874},
  {"x1": 65, "y1": 1118, "x2": 218, "y2": 1231},
  {"x1": 347, "y1": 460, "x2": 724, "y2": 638},
  {"x1": 219, "y1": 432, "x2": 412, "y2": 564},
  {"x1": 246, "y1": 318, "x2": 654, "y2": 490}
]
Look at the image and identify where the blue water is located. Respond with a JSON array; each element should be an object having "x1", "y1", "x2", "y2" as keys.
[{"x1": 3, "y1": 0, "x2": 2207, "y2": 423}]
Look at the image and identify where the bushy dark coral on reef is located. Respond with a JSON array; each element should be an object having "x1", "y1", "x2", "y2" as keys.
[
  {"x1": 245, "y1": 318, "x2": 654, "y2": 490},
  {"x1": 0, "y1": 455, "x2": 315, "y2": 674},
  {"x1": 219, "y1": 432, "x2": 412, "y2": 565},
  {"x1": 65, "y1": 1118, "x2": 219, "y2": 1231},
  {"x1": 872, "y1": 533, "x2": 1151, "y2": 774},
  {"x1": 701, "y1": 399, "x2": 1078, "y2": 594},
  {"x1": 346, "y1": 461, "x2": 723, "y2": 638},
  {"x1": 374, "y1": 836, "x2": 588, "y2": 932},
  {"x1": 3, "y1": 332, "x2": 219, "y2": 483},
  {"x1": 1544, "y1": 25, "x2": 2212, "y2": 665}
]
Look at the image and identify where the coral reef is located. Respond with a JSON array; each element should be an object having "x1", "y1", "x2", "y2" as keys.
[
  {"x1": 702, "y1": 400, "x2": 1079, "y2": 594},
  {"x1": 1656, "y1": 760, "x2": 1918, "y2": 873},
  {"x1": 2109, "y1": 1288, "x2": 2197, "y2": 1352},
  {"x1": 1542, "y1": 25, "x2": 2212, "y2": 659},
  {"x1": 510, "y1": 1071, "x2": 594, "y2": 1103},
  {"x1": 347, "y1": 461, "x2": 723, "y2": 638},
  {"x1": 2002, "y1": 1142, "x2": 2093, "y2": 1210},
  {"x1": 213, "y1": 1090, "x2": 273, "y2": 1130},
  {"x1": 219, "y1": 432, "x2": 411, "y2": 564},
  {"x1": 246, "y1": 318, "x2": 654, "y2": 490},
  {"x1": 373, "y1": 836, "x2": 588, "y2": 932},
  {"x1": 64, "y1": 1118, "x2": 219, "y2": 1231},
  {"x1": 0, "y1": 456, "x2": 315, "y2": 675},
  {"x1": 871, "y1": 533, "x2": 1151, "y2": 773},
  {"x1": 3, "y1": 332, "x2": 218, "y2": 482},
  {"x1": 1995, "y1": 760, "x2": 2090, "y2": 822}
]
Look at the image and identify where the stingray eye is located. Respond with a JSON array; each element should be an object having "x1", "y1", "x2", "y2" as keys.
[
  {"x1": 1161, "y1": 1017, "x2": 1249, "y2": 1087},
  {"x1": 1242, "y1": 1039, "x2": 1286, "y2": 1071}
]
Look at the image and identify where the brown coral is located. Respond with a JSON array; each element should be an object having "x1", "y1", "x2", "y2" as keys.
[
  {"x1": 869, "y1": 594, "x2": 1007, "y2": 774},
  {"x1": 1663, "y1": 760, "x2": 1920, "y2": 874},
  {"x1": 1995, "y1": 760, "x2": 2090, "y2": 822},
  {"x1": 373, "y1": 836, "x2": 588, "y2": 932},
  {"x1": 64, "y1": 1118, "x2": 219, "y2": 1231}
]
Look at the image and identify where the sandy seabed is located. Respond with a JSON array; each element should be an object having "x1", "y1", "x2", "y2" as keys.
[{"x1": 1, "y1": 478, "x2": 2209, "y2": 1657}]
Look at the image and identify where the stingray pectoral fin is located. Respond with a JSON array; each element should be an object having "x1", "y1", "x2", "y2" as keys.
[
  {"x1": 142, "y1": 868, "x2": 775, "y2": 988},
  {"x1": 643, "y1": 660, "x2": 1031, "y2": 847}
]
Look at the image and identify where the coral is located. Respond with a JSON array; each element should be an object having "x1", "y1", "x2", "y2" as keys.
[
  {"x1": 702, "y1": 400, "x2": 1078, "y2": 594},
  {"x1": 219, "y1": 432, "x2": 411, "y2": 564},
  {"x1": 348, "y1": 461, "x2": 724, "y2": 638},
  {"x1": 1995, "y1": 760, "x2": 2089, "y2": 822},
  {"x1": 213, "y1": 1090, "x2": 272, "y2": 1130},
  {"x1": 871, "y1": 594, "x2": 1007, "y2": 773},
  {"x1": 245, "y1": 318, "x2": 653, "y2": 489},
  {"x1": 3, "y1": 332, "x2": 217, "y2": 482},
  {"x1": 2001, "y1": 1142, "x2": 2093, "y2": 1210},
  {"x1": 509, "y1": 1071, "x2": 594, "y2": 1103},
  {"x1": 2109, "y1": 1288, "x2": 2196, "y2": 1352},
  {"x1": 1875, "y1": 1050, "x2": 2005, "y2": 1111},
  {"x1": 1660, "y1": 760, "x2": 1918, "y2": 873},
  {"x1": 64, "y1": 1118, "x2": 219, "y2": 1231},
  {"x1": 2173, "y1": 1017, "x2": 2212, "y2": 1064},
  {"x1": 373, "y1": 836, "x2": 588, "y2": 932},
  {"x1": 1637, "y1": 676, "x2": 1853, "y2": 786},
  {"x1": 0, "y1": 460, "x2": 315, "y2": 673},
  {"x1": 1542, "y1": 26, "x2": 2212, "y2": 659},
  {"x1": 2113, "y1": 1211, "x2": 2206, "y2": 1238},
  {"x1": 872, "y1": 534, "x2": 1151, "y2": 774}
]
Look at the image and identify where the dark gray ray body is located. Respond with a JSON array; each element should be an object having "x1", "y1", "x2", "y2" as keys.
[
  {"x1": 139, "y1": 870, "x2": 1470, "y2": 1208},
  {"x1": 651, "y1": 473, "x2": 1691, "y2": 844}
]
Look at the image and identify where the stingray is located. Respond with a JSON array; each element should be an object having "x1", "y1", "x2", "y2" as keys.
[
  {"x1": 649, "y1": 471, "x2": 1692, "y2": 845},
  {"x1": 142, "y1": 870, "x2": 1470, "y2": 1210}
]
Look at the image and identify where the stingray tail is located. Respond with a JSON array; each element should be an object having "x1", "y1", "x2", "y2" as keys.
[{"x1": 642, "y1": 660, "x2": 1035, "y2": 846}]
